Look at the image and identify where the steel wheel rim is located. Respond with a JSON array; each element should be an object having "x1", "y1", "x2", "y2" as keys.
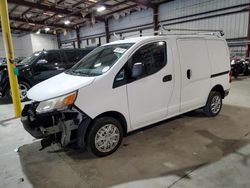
[
  {"x1": 211, "y1": 95, "x2": 221, "y2": 114},
  {"x1": 10, "y1": 83, "x2": 28, "y2": 100},
  {"x1": 95, "y1": 124, "x2": 120, "y2": 153}
]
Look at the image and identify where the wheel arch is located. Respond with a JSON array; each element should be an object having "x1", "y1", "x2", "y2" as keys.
[
  {"x1": 93, "y1": 111, "x2": 128, "y2": 135},
  {"x1": 2, "y1": 76, "x2": 31, "y2": 95},
  {"x1": 79, "y1": 111, "x2": 128, "y2": 148},
  {"x1": 211, "y1": 84, "x2": 225, "y2": 98}
]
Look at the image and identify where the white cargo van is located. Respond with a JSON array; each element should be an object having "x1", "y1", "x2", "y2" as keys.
[{"x1": 21, "y1": 35, "x2": 230, "y2": 157}]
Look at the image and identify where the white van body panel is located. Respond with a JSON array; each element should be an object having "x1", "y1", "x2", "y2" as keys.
[
  {"x1": 177, "y1": 38, "x2": 211, "y2": 112},
  {"x1": 27, "y1": 35, "x2": 230, "y2": 133},
  {"x1": 74, "y1": 72, "x2": 132, "y2": 130},
  {"x1": 206, "y1": 39, "x2": 231, "y2": 91},
  {"x1": 27, "y1": 72, "x2": 95, "y2": 101}
]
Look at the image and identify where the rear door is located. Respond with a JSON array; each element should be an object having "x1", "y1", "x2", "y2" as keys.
[{"x1": 177, "y1": 38, "x2": 211, "y2": 112}]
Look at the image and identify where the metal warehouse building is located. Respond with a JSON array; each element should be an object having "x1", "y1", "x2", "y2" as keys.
[{"x1": 1, "y1": 0, "x2": 250, "y2": 188}]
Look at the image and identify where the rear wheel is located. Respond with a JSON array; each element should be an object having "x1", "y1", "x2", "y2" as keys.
[
  {"x1": 6, "y1": 81, "x2": 30, "y2": 102},
  {"x1": 86, "y1": 117, "x2": 123, "y2": 157},
  {"x1": 203, "y1": 91, "x2": 222, "y2": 117}
]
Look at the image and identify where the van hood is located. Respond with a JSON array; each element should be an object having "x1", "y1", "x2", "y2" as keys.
[{"x1": 27, "y1": 72, "x2": 95, "y2": 101}]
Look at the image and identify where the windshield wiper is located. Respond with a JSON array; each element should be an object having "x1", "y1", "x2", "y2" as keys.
[{"x1": 70, "y1": 69, "x2": 89, "y2": 76}]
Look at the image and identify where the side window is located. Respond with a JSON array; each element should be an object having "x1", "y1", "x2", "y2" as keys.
[
  {"x1": 65, "y1": 50, "x2": 81, "y2": 64},
  {"x1": 113, "y1": 41, "x2": 167, "y2": 88},
  {"x1": 65, "y1": 51, "x2": 86, "y2": 64},
  {"x1": 44, "y1": 52, "x2": 62, "y2": 65},
  {"x1": 129, "y1": 41, "x2": 167, "y2": 77}
]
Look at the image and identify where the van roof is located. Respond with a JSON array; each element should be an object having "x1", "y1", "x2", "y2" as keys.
[
  {"x1": 106, "y1": 34, "x2": 224, "y2": 45},
  {"x1": 37, "y1": 47, "x2": 95, "y2": 53}
]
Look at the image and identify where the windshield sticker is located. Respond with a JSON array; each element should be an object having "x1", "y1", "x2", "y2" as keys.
[
  {"x1": 102, "y1": 66, "x2": 110, "y2": 73},
  {"x1": 113, "y1": 47, "x2": 127, "y2": 54}
]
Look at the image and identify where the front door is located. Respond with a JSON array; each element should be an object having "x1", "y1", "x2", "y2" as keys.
[{"x1": 126, "y1": 41, "x2": 174, "y2": 129}]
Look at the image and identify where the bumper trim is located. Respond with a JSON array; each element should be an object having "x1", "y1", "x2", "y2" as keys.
[
  {"x1": 224, "y1": 89, "x2": 230, "y2": 97},
  {"x1": 21, "y1": 116, "x2": 44, "y2": 139}
]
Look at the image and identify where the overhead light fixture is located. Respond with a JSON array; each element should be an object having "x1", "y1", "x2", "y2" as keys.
[
  {"x1": 80, "y1": 11, "x2": 86, "y2": 18},
  {"x1": 36, "y1": 29, "x2": 41, "y2": 34},
  {"x1": 43, "y1": 12, "x2": 54, "y2": 16},
  {"x1": 45, "y1": 27, "x2": 50, "y2": 32},
  {"x1": 97, "y1": 6, "x2": 106, "y2": 12},
  {"x1": 28, "y1": 23, "x2": 35, "y2": 26},
  {"x1": 57, "y1": 15, "x2": 63, "y2": 18},
  {"x1": 64, "y1": 20, "x2": 70, "y2": 25},
  {"x1": 113, "y1": 13, "x2": 119, "y2": 20}
]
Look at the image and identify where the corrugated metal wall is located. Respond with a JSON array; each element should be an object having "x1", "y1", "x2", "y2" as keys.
[
  {"x1": 159, "y1": 0, "x2": 249, "y2": 38},
  {"x1": 59, "y1": 0, "x2": 250, "y2": 57}
]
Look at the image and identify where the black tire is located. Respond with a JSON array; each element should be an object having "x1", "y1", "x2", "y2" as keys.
[
  {"x1": 244, "y1": 69, "x2": 250, "y2": 76},
  {"x1": 6, "y1": 81, "x2": 30, "y2": 102},
  {"x1": 203, "y1": 91, "x2": 222, "y2": 117},
  {"x1": 86, "y1": 117, "x2": 123, "y2": 157}
]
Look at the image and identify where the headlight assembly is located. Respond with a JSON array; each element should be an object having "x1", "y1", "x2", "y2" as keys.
[{"x1": 36, "y1": 92, "x2": 77, "y2": 114}]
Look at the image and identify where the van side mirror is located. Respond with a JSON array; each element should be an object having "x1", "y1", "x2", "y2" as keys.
[
  {"x1": 131, "y1": 62, "x2": 144, "y2": 78},
  {"x1": 37, "y1": 59, "x2": 48, "y2": 65}
]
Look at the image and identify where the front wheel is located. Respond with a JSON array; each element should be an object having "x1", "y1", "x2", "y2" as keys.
[
  {"x1": 86, "y1": 117, "x2": 123, "y2": 157},
  {"x1": 6, "y1": 81, "x2": 30, "y2": 102},
  {"x1": 203, "y1": 91, "x2": 222, "y2": 117}
]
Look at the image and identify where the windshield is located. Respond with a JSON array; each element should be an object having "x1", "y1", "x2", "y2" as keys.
[
  {"x1": 67, "y1": 43, "x2": 134, "y2": 76},
  {"x1": 19, "y1": 51, "x2": 42, "y2": 65}
]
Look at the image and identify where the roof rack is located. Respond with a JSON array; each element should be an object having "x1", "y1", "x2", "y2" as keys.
[
  {"x1": 160, "y1": 25, "x2": 224, "y2": 37},
  {"x1": 111, "y1": 26, "x2": 224, "y2": 40}
]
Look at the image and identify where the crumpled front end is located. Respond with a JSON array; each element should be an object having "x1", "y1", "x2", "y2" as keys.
[{"x1": 21, "y1": 102, "x2": 85, "y2": 149}]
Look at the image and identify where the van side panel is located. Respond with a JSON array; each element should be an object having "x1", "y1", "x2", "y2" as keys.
[
  {"x1": 177, "y1": 38, "x2": 211, "y2": 112},
  {"x1": 166, "y1": 38, "x2": 181, "y2": 117},
  {"x1": 206, "y1": 39, "x2": 230, "y2": 92},
  {"x1": 75, "y1": 73, "x2": 131, "y2": 130}
]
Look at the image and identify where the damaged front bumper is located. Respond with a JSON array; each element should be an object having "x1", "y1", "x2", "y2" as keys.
[{"x1": 21, "y1": 102, "x2": 85, "y2": 148}]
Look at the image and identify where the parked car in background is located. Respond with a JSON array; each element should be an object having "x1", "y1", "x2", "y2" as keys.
[
  {"x1": 21, "y1": 35, "x2": 231, "y2": 157},
  {"x1": 13, "y1": 57, "x2": 26, "y2": 64},
  {"x1": 0, "y1": 48, "x2": 94, "y2": 101}
]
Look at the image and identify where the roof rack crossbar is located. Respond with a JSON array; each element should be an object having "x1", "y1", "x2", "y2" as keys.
[{"x1": 160, "y1": 25, "x2": 224, "y2": 37}]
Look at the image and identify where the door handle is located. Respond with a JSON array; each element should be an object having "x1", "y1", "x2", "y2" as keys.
[
  {"x1": 163, "y1": 75, "x2": 172, "y2": 82},
  {"x1": 187, "y1": 69, "x2": 192, "y2": 79}
]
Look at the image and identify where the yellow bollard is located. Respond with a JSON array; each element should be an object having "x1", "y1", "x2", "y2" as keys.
[{"x1": 0, "y1": 0, "x2": 21, "y2": 117}]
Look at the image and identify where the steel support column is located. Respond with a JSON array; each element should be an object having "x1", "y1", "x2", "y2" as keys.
[
  {"x1": 105, "y1": 18, "x2": 110, "y2": 43},
  {"x1": 153, "y1": 5, "x2": 159, "y2": 35},
  {"x1": 76, "y1": 28, "x2": 81, "y2": 48},
  {"x1": 246, "y1": 1, "x2": 250, "y2": 58},
  {"x1": 56, "y1": 33, "x2": 61, "y2": 48},
  {"x1": 0, "y1": 0, "x2": 21, "y2": 117}
]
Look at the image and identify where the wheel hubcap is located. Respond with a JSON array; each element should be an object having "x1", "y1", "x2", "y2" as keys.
[
  {"x1": 10, "y1": 83, "x2": 29, "y2": 101},
  {"x1": 211, "y1": 95, "x2": 221, "y2": 114},
  {"x1": 19, "y1": 84, "x2": 28, "y2": 100},
  {"x1": 95, "y1": 124, "x2": 120, "y2": 153}
]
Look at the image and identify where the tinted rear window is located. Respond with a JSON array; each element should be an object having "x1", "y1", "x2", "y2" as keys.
[{"x1": 64, "y1": 50, "x2": 90, "y2": 64}]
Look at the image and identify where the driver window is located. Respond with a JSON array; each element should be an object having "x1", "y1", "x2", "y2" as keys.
[
  {"x1": 128, "y1": 41, "x2": 167, "y2": 78},
  {"x1": 113, "y1": 41, "x2": 167, "y2": 88}
]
